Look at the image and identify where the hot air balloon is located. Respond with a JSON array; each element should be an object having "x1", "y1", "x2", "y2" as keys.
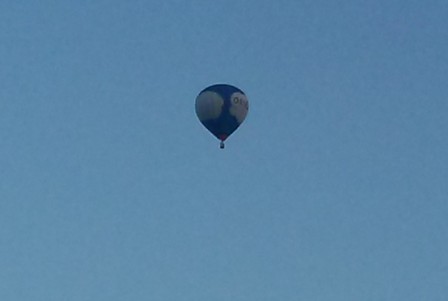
[{"x1": 195, "y1": 84, "x2": 249, "y2": 149}]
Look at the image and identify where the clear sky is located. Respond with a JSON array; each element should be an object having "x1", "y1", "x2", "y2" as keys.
[{"x1": 1, "y1": 1, "x2": 447, "y2": 300}]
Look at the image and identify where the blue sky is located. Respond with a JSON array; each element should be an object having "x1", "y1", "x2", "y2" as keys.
[{"x1": 1, "y1": 1, "x2": 447, "y2": 300}]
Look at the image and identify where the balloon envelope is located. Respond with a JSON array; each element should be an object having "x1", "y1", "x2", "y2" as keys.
[{"x1": 195, "y1": 84, "x2": 249, "y2": 145}]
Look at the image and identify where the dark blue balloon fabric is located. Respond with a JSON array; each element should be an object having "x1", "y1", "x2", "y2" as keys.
[{"x1": 195, "y1": 84, "x2": 249, "y2": 141}]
